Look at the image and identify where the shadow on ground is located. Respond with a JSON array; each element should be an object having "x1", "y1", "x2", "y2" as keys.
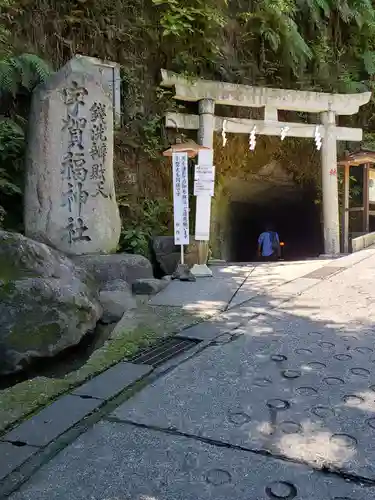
[
  {"x1": 112, "y1": 275, "x2": 375, "y2": 482},
  {"x1": 5, "y1": 254, "x2": 375, "y2": 499}
]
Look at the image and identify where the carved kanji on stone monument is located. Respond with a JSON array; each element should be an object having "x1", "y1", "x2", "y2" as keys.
[{"x1": 24, "y1": 56, "x2": 121, "y2": 255}]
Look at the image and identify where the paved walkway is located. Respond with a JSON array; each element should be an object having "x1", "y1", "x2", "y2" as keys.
[
  {"x1": 150, "y1": 258, "x2": 334, "y2": 313},
  {"x1": 3, "y1": 251, "x2": 375, "y2": 499}
]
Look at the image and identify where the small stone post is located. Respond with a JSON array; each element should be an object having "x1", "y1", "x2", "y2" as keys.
[
  {"x1": 321, "y1": 111, "x2": 340, "y2": 255},
  {"x1": 191, "y1": 98, "x2": 215, "y2": 277}
]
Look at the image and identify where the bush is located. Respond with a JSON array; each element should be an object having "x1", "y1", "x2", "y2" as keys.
[{"x1": 118, "y1": 198, "x2": 172, "y2": 257}]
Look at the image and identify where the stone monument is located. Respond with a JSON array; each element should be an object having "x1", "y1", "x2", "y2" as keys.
[
  {"x1": 24, "y1": 56, "x2": 121, "y2": 255},
  {"x1": 70, "y1": 55, "x2": 121, "y2": 127}
]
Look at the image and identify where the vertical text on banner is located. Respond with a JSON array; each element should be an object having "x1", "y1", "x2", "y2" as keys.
[{"x1": 172, "y1": 152, "x2": 189, "y2": 245}]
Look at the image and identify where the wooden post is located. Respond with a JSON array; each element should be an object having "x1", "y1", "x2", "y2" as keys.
[
  {"x1": 191, "y1": 98, "x2": 215, "y2": 277},
  {"x1": 343, "y1": 163, "x2": 350, "y2": 253},
  {"x1": 363, "y1": 163, "x2": 370, "y2": 233}
]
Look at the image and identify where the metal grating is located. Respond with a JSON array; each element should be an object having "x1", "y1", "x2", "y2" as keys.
[
  {"x1": 130, "y1": 337, "x2": 201, "y2": 367},
  {"x1": 303, "y1": 266, "x2": 346, "y2": 280}
]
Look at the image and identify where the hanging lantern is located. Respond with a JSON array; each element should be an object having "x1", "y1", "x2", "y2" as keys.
[{"x1": 249, "y1": 126, "x2": 256, "y2": 151}]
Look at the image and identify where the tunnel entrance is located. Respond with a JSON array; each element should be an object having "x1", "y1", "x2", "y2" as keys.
[{"x1": 225, "y1": 183, "x2": 322, "y2": 262}]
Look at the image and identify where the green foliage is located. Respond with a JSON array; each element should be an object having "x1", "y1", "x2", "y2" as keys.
[
  {"x1": 118, "y1": 198, "x2": 172, "y2": 256},
  {"x1": 2, "y1": 0, "x2": 375, "y2": 235},
  {"x1": 0, "y1": 119, "x2": 24, "y2": 227},
  {"x1": 0, "y1": 0, "x2": 13, "y2": 57},
  {"x1": 0, "y1": 119, "x2": 24, "y2": 186},
  {"x1": 362, "y1": 132, "x2": 375, "y2": 151},
  {"x1": 238, "y1": 0, "x2": 312, "y2": 76},
  {"x1": 153, "y1": 0, "x2": 226, "y2": 38},
  {"x1": 0, "y1": 51, "x2": 51, "y2": 228},
  {"x1": 0, "y1": 53, "x2": 51, "y2": 96},
  {"x1": 152, "y1": 0, "x2": 227, "y2": 73},
  {"x1": 141, "y1": 115, "x2": 164, "y2": 159},
  {"x1": 119, "y1": 228, "x2": 150, "y2": 256}
]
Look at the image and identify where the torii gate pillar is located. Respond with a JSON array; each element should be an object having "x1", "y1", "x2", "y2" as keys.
[
  {"x1": 190, "y1": 98, "x2": 215, "y2": 277},
  {"x1": 321, "y1": 111, "x2": 340, "y2": 255}
]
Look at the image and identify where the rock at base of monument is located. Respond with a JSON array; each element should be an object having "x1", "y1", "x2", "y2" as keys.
[
  {"x1": 99, "y1": 288, "x2": 137, "y2": 324},
  {"x1": 0, "y1": 230, "x2": 102, "y2": 374},
  {"x1": 100, "y1": 279, "x2": 131, "y2": 292},
  {"x1": 72, "y1": 253, "x2": 153, "y2": 287},
  {"x1": 0, "y1": 277, "x2": 102, "y2": 375},
  {"x1": 172, "y1": 264, "x2": 196, "y2": 282},
  {"x1": 0, "y1": 230, "x2": 95, "y2": 287},
  {"x1": 151, "y1": 236, "x2": 199, "y2": 275},
  {"x1": 132, "y1": 278, "x2": 169, "y2": 296}
]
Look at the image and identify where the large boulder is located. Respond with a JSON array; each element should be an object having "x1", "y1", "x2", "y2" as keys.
[
  {"x1": 132, "y1": 278, "x2": 169, "y2": 296},
  {"x1": 0, "y1": 277, "x2": 101, "y2": 374},
  {"x1": 72, "y1": 253, "x2": 153, "y2": 287},
  {"x1": 99, "y1": 280, "x2": 137, "y2": 324},
  {"x1": 0, "y1": 230, "x2": 92, "y2": 284},
  {"x1": 0, "y1": 231, "x2": 102, "y2": 374},
  {"x1": 152, "y1": 236, "x2": 199, "y2": 275}
]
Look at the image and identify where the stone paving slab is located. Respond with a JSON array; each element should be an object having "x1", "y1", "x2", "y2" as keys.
[
  {"x1": 228, "y1": 276, "x2": 321, "y2": 309},
  {"x1": 72, "y1": 362, "x2": 152, "y2": 400},
  {"x1": 150, "y1": 260, "x2": 336, "y2": 313},
  {"x1": 177, "y1": 319, "x2": 240, "y2": 341},
  {"x1": 329, "y1": 250, "x2": 374, "y2": 268},
  {"x1": 227, "y1": 260, "x2": 330, "y2": 308},
  {"x1": 2, "y1": 395, "x2": 102, "y2": 447},
  {"x1": 226, "y1": 295, "x2": 284, "y2": 319},
  {"x1": 0, "y1": 442, "x2": 38, "y2": 481},
  {"x1": 8, "y1": 421, "x2": 373, "y2": 500},
  {"x1": 303, "y1": 266, "x2": 346, "y2": 279},
  {"x1": 149, "y1": 261, "x2": 329, "y2": 311},
  {"x1": 149, "y1": 273, "x2": 244, "y2": 311},
  {"x1": 113, "y1": 313, "x2": 375, "y2": 480}
]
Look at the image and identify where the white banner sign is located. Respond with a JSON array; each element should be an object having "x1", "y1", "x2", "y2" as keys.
[
  {"x1": 194, "y1": 180, "x2": 215, "y2": 196},
  {"x1": 172, "y1": 152, "x2": 189, "y2": 245},
  {"x1": 194, "y1": 149, "x2": 214, "y2": 241},
  {"x1": 195, "y1": 165, "x2": 215, "y2": 179},
  {"x1": 195, "y1": 196, "x2": 211, "y2": 240}
]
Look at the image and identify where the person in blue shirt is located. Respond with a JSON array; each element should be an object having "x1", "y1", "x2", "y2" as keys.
[{"x1": 257, "y1": 225, "x2": 281, "y2": 261}]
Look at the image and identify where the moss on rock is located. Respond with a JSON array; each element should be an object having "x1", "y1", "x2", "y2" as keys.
[
  {"x1": 0, "y1": 277, "x2": 101, "y2": 375},
  {"x1": 6, "y1": 322, "x2": 62, "y2": 351},
  {"x1": 0, "y1": 304, "x2": 208, "y2": 434}
]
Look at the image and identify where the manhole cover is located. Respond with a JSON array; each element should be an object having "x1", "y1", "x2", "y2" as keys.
[
  {"x1": 130, "y1": 337, "x2": 200, "y2": 367},
  {"x1": 303, "y1": 266, "x2": 345, "y2": 280}
]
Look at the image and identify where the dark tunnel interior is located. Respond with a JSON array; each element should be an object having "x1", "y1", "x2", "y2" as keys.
[{"x1": 228, "y1": 189, "x2": 323, "y2": 262}]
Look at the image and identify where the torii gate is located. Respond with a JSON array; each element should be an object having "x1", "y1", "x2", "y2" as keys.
[{"x1": 161, "y1": 70, "x2": 371, "y2": 270}]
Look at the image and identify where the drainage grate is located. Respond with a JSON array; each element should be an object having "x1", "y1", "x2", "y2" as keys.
[
  {"x1": 129, "y1": 337, "x2": 201, "y2": 367},
  {"x1": 303, "y1": 266, "x2": 346, "y2": 280}
]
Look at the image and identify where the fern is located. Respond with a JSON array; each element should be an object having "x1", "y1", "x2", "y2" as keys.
[
  {"x1": 0, "y1": 118, "x2": 25, "y2": 227},
  {"x1": 363, "y1": 51, "x2": 375, "y2": 75},
  {"x1": 0, "y1": 53, "x2": 51, "y2": 96}
]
